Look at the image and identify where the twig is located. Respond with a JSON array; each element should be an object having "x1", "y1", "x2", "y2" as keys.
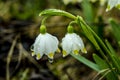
[
  {"x1": 19, "y1": 43, "x2": 42, "y2": 69},
  {"x1": 6, "y1": 35, "x2": 19, "y2": 80}
]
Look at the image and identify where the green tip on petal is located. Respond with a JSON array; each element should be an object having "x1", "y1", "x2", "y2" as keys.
[
  {"x1": 36, "y1": 54, "x2": 41, "y2": 60},
  {"x1": 73, "y1": 50, "x2": 79, "y2": 55},
  {"x1": 62, "y1": 50, "x2": 67, "y2": 57},
  {"x1": 106, "y1": 5, "x2": 110, "y2": 11},
  {"x1": 67, "y1": 25, "x2": 74, "y2": 33},
  {"x1": 32, "y1": 52, "x2": 35, "y2": 56},
  {"x1": 40, "y1": 25, "x2": 47, "y2": 34},
  {"x1": 116, "y1": 4, "x2": 120, "y2": 9},
  {"x1": 81, "y1": 48, "x2": 87, "y2": 54},
  {"x1": 57, "y1": 48, "x2": 61, "y2": 53},
  {"x1": 48, "y1": 53, "x2": 54, "y2": 59}
]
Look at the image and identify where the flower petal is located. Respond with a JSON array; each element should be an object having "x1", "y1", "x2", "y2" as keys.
[
  {"x1": 48, "y1": 53, "x2": 54, "y2": 59},
  {"x1": 44, "y1": 33, "x2": 59, "y2": 55},
  {"x1": 33, "y1": 34, "x2": 45, "y2": 57},
  {"x1": 62, "y1": 50, "x2": 68, "y2": 57},
  {"x1": 36, "y1": 53, "x2": 41, "y2": 60},
  {"x1": 62, "y1": 34, "x2": 73, "y2": 54},
  {"x1": 32, "y1": 33, "x2": 59, "y2": 60},
  {"x1": 62, "y1": 33, "x2": 87, "y2": 57}
]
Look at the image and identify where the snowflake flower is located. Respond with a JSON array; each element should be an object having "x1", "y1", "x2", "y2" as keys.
[
  {"x1": 61, "y1": 25, "x2": 87, "y2": 57},
  {"x1": 31, "y1": 25, "x2": 59, "y2": 61}
]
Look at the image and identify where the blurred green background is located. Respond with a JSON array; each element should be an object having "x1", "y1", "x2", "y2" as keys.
[{"x1": 0, "y1": 0, "x2": 120, "y2": 80}]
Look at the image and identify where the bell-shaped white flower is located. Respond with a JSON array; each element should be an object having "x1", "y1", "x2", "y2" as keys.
[
  {"x1": 31, "y1": 25, "x2": 59, "y2": 61},
  {"x1": 106, "y1": 0, "x2": 120, "y2": 11},
  {"x1": 61, "y1": 25, "x2": 87, "y2": 57},
  {"x1": 61, "y1": 33, "x2": 87, "y2": 57}
]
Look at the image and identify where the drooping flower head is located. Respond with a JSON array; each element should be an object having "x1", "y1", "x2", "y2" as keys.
[
  {"x1": 61, "y1": 25, "x2": 87, "y2": 57},
  {"x1": 106, "y1": 0, "x2": 120, "y2": 11},
  {"x1": 31, "y1": 25, "x2": 59, "y2": 62}
]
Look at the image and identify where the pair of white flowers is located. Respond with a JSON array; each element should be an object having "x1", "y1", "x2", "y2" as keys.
[{"x1": 31, "y1": 25, "x2": 87, "y2": 61}]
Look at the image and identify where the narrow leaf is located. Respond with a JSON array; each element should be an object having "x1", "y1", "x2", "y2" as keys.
[
  {"x1": 112, "y1": 56, "x2": 120, "y2": 73},
  {"x1": 70, "y1": 53, "x2": 100, "y2": 71},
  {"x1": 109, "y1": 18, "x2": 120, "y2": 45},
  {"x1": 93, "y1": 54, "x2": 109, "y2": 69},
  {"x1": 105, "y1": 40, "x2": 116, "y2": 55},
  {"x1": 81, "y1": 0, "x2": 94, "y2": 23},
  {"x1": 93, "y1": 54, "x2": 118, "y2": 80},
  {"x1": 105, "y1": 40, "x2": 120, "y2": 73}
]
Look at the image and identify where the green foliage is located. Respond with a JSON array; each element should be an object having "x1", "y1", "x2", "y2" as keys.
[
  {"x1": 109, "y1": 19, "x2": 120, "y2": 46},
  {"x1": 2, "y1": 0, "x2": 120, "y2": 79},
  {"x1": 105, "y1": 40, "x2": 120, "y2": 74},
  {"x1": 70, "y1": 53, "x2": 100, "y2": 71},
  {"x1": 81, "y1": 0, "x2": 94, "y2": 23},
  {"x1": 9, "y1": 0, "x2": 46, "y2": 20},
  {"x1": 93, "y1": 54, "x2": 117, "y2": 80}
]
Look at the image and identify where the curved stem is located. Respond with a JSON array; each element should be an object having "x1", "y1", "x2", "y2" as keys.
[
  {"x1": 41, "y1": 16, "x2": 50, "y2": 25},
  {"x1": 69, "y1": 21, "x2": 77, "y2": 26},
  {"x1": 39, "y1": 9, "x2": 77, "y2": 20}
]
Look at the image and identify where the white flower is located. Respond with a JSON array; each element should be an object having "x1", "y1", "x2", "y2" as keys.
[
  {"x1": 61, "y1": 33, "x2": 87, "y2": 57},
  {"x1": 106, "y1": 0, "x2": 120, "y2": 11},
  {"x1": 31, "y1": 33, "x2": 59, "y2": 60}
]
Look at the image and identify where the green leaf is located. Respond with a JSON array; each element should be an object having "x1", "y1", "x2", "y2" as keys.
[
  {"x1": 105, "y1": 40, "x2": 120, "y2": 73},
  {"x1": 93, "y1": 54, "x2": 118, "y2": 80},
  {"x1": 77, "y1": 16, "x2": 100, "y2": 50},
  {"x1": 39, "y1": 9, "x2": 76, "y2": 19},
  {"x1": 81, "y1": 0, "x2": 94, "y2": 23},
  {"x1": 70, "y1": 53, "x2": 100, "y2": 71},
  {"x1": 93, "y1": 54, "x2": 109, "y2": 70},
  {"x1": 105, "y1": 40, "x2": 116, "y2": 55},
  {"x1": 112, "y1": 56, "x2": 120, "y2": 74},
  {"x1": 109, "y1": 18, "x2": 120, "y2": 45}
]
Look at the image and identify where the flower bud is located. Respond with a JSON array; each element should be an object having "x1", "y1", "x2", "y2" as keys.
[{"x1": 40, "y1": 25, "x2": 46, "y2": 34}]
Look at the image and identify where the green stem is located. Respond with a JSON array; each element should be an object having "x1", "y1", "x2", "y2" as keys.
[
  {"x1": 41, "y1": 16, "x2": 49, "y2": 25},
  {"x1": 39, "y1": 9, "x2": 76, "y2": 20},
  {"x1": 69, "y1": 21, "x2": 77, "y2": 26}
]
